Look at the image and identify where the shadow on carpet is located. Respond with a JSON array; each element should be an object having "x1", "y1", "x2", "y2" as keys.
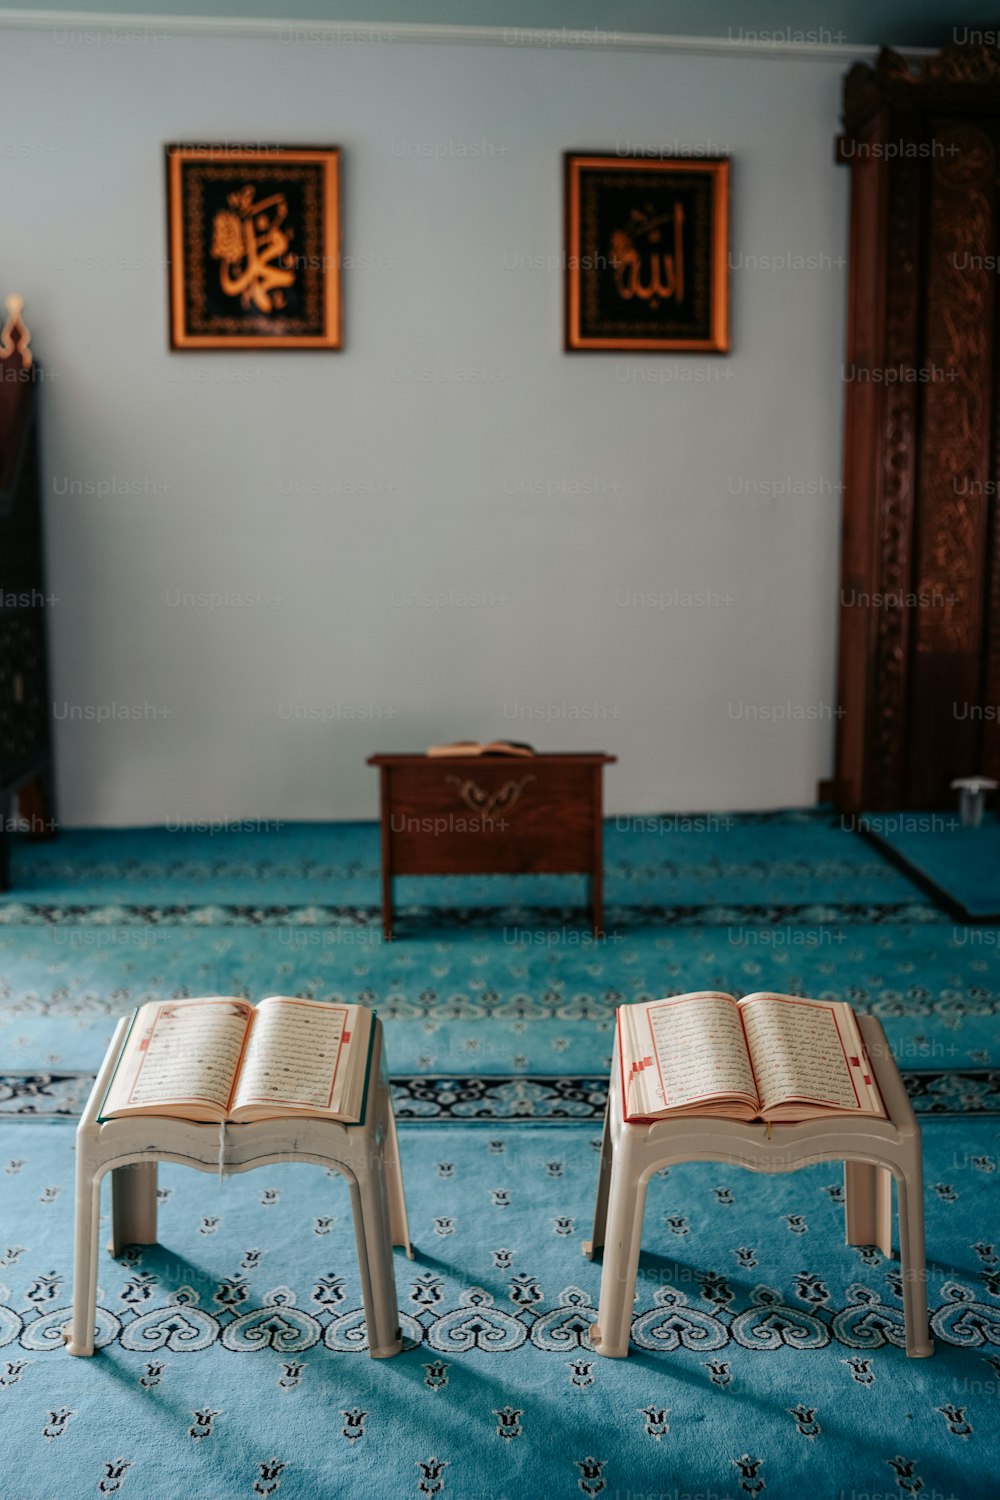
[{"x1": 0, "y1": 1119, "x2": 997, "y2": 1500}]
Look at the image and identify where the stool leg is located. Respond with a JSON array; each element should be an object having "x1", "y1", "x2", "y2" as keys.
[
  {"x1": 873, "y1": 1167, "x2": 892, "y2": 1258},
  {"x1": 844, "y1": 1161, "x2": 893, "y2": 1256},
  {"x1": 65, "y1": 1159, "x2": 101, "y2": 1356},
  {"x1": 109, "y1": 1163, "x2": 158, "y2": 1256},
  {"x1": 588, "y1": 1152, "x2": 648, "y2": 1358},
  {"x1": 896, "y1": 1165, "x2": 934, "y2": 1358},
  {"x1": 383, "y1": 1107, "x2": 412, "y2": 1257},
  {"x1": 582, "y1": 1106, "x2": 613, "y2": 1260},
  {"x1": 348, "y1": 1169, "x2": 402, "y2": 1359}
]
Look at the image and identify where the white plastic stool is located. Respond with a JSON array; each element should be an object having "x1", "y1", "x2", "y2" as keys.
[
  {"x1": 584, "y1": 1013, "x2": 933, "y2": 1359},
  {"x1": 65, "y1": 1014, "x2": 412, "y2": 1359}
]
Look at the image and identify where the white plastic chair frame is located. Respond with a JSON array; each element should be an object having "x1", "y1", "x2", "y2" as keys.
[
  {"x1": 584, "y1": 1013, "x2": 933, "y2": 1359},
  {"x1": 66, "y1": 1015, "x2": 412, "y2": 1359}
]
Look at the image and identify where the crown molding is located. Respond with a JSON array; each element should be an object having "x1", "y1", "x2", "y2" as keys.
[{"x1": 0, "y1": 8, "x2": 935, "y2": 62}]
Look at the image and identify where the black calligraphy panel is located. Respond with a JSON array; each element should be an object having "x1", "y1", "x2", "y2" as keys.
[
  {"x1": 167, "y1": 147, "x2": 340, "y2": 349},
  {"x1": 566, "y1": 155, "x2": 728, "y2": 352}
]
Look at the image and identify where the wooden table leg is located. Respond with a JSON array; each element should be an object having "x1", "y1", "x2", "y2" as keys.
[
  {"x1": 591, "y1": 766, "x2": 604, "y2": 938},
  {"x1": 379, "y1": 767, "x2": 394, "y2": 940},
  {"x1": 0, "y1": 794, "x2": 10, "y2": 893},
  {"x1": 382, "y1": 873, "x2": 393, "y2": 941}
]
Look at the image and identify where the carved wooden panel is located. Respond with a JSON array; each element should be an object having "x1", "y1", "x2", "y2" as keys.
[
  {"x1": 0, "y1": 329, "x2": 56, "y2": 881},
  {"x1": 870, "y1": 128, "x2": 921, "y2": 810},
  {"x1": 0, "y1": 609, "x2": 48, "y2": 779},
  {"x1": 907, "y1": 121, "x2": 996, "y2": 804},
  {"x1": 984, "y1": 302, "x2": 1000, "y2": 783},
  {"x1": 836, "y1": 45, "x2": 1000, "y2": 810},
  {"x1": 0, "y1": 418, "x2": 42, "y2": 597},
  {"x1": 844, "y1": 45, "x2": 1000, "y2": 130}
]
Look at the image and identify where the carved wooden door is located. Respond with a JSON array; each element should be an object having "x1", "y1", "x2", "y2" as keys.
[{"x1": 835, "y1": 46, "x2": 1000, "y2": 810}]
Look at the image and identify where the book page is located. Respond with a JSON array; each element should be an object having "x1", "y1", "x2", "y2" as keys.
[
  {"x1": 231, "y1": 999, "x2": 351, "y2": 1113},
  {"x1": 628, "y1": 994, "x2": 757, "y2": 1114},
  {"x1": 740, "y1": 996, "x2": 861, "y2": 1110},
  {"x1": 105, "y1": 999, "x2": 252, "y2": 1115}
]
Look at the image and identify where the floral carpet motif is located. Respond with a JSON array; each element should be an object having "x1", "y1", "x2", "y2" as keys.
[
  {"x1": 0, "y1": 1121, "x2": 997, "y2": 1499},
  {"x1": 0, "y1": 813, "x2": 996, "y2": 1497}
]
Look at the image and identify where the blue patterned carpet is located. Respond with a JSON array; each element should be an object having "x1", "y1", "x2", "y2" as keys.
[
  {"x1": 0, "y1": 813, "x2": 997, "y2": 1498},
  {"x1": 0, "y1": 812, "x2": 932, "y2": 911},
  {"x1": 858, "y1": 813, "x2": 1000, "y2": 920},
  {"x1": 1, "y1": 1121, "x2": 998, "y2": 1500}
]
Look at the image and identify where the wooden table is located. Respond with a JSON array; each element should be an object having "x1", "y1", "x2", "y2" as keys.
[{"x1": 367, "y1": 752, "x2": 616, "y2": 938}]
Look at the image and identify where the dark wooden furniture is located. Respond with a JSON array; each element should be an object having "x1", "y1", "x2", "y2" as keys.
[
  {"x1": 834, "y1": 44, "x2": 1000, "y2": 811},
  {"x1": 367, "y1": 752, "x2": 616, "y2": 938},
  {"x1": 0, "y1": 302, "x2": 55, "y2": 888}
]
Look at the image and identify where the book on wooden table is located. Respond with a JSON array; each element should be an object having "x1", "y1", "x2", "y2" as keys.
[
  {"x1": 98, "y1": 997, "x2": 375, "y2": 1125},
  {"x1": 618, "y1": 992, "x2": 885, "y2": 1124},
  {"x1": 425, "y1": 739, "x2": 536, "y2": 758}
]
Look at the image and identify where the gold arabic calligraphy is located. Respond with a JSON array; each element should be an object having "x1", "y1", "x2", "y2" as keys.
[
  {"x1": 610, "y1": 201, "x2": 684, "y2": 308},
  {"x1": 210, "y1": 185, "x2": 296, "y2": 314}
]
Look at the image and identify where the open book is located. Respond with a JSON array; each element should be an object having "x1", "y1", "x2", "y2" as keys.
[
  {"x1": 426, "y1": 739, "x2": 536, "y2": 758},
  {"x1": 99, "y1": 997, "x2": 374, "y2": 1125},
  {"x1": 618, "y1": 992, "x2": 885, "y2": 1124}
]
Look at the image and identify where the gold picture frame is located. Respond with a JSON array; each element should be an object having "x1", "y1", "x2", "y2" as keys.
[
  {"x1": 565, "y1": 153, "x2": 729, "y2": 353},
  {"x1": 166, "y1": 144, "x2": 341, "y2": 350}
]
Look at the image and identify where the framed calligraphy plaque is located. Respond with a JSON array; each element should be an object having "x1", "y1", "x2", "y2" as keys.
[
  {"x1": 564, "y1": 154, "x2": 729, "y2": 353},
  {"x1": 166, "y1": 144, "x2": 341, "y2": 350}
]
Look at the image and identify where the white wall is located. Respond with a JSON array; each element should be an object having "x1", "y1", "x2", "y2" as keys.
[{"x1": 3, "y1": 24, "x2": 849, "y2": 822}]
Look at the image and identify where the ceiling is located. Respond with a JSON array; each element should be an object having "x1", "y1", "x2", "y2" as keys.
[{"x1": 0, "y1": 0, "x2": 991, "y2": 49}]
